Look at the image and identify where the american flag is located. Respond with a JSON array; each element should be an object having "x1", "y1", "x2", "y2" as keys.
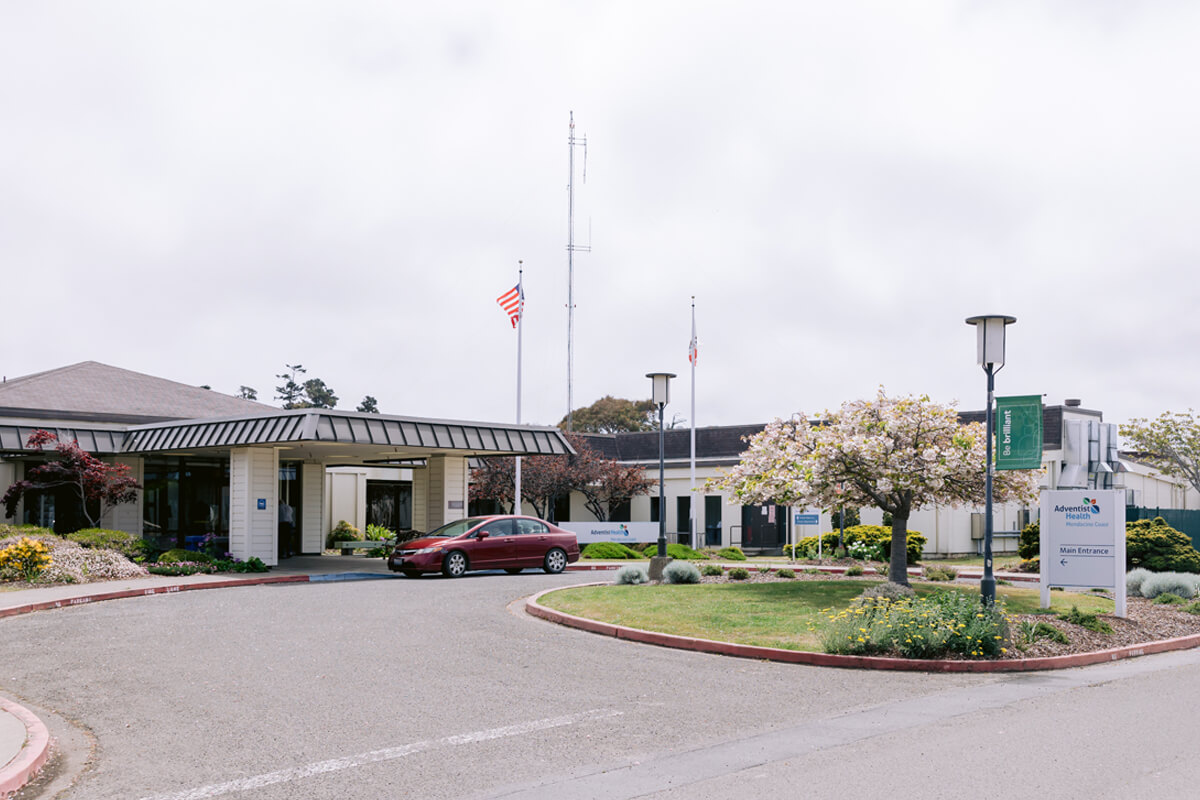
[
  {"x1": 688, "y1": 315, "x2": 698, "y2": 365},
  {"x1": 497, "y1": 282, "x2": 524, "y2": 328}
]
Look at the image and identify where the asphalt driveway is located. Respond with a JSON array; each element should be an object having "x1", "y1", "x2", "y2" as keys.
[{"x1": 3, "y1": 572, "x2": 1200, "y2": 799}]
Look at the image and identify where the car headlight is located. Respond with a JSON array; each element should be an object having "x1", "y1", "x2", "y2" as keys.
[{"x1": 414, "y1": 547, "x2": 442, "y2": 555}]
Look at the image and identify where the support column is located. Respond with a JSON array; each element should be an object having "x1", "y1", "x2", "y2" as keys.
[
  {"x1": 230, "y1": 447, "x2": 279, "y2": 566},
  {"x1": 424, "y1": 455, "x2": 467, "y2": 531},
  {"x1": 412, "y1": 467, "x2": 429, "y2": 532},
  {"x1": 300, "y1": 462, "x2": 326, "y2": 554}
]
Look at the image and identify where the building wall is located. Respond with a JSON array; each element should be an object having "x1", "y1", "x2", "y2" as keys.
[
  {"x1": 230, "y1": 447, "x2": 278, "y2": 565},
  {"x1": 300, "y1": 462, "x2": 325, "y2": 554}
]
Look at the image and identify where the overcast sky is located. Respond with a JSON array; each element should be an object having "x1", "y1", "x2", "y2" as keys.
[{"x1": 2, "y1": 1, "x2": 1197, "y2": 431}]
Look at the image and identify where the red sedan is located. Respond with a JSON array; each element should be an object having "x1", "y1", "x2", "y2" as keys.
[{"x1": 387, "y1": 516, "x2": 580, "y2": 578}]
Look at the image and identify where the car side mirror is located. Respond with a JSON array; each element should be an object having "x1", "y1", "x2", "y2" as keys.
[{"x1": 476, "y1": 530, "x2": 489, "y2": 539}]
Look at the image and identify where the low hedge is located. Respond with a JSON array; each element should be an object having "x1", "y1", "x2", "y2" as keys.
[
  {"x1": 66, "y1": 528, "x2": 152, "y2": 561},
  {"x1": 716, "y1": 546, "x2": 747, "y2": 561},
  {"x1": 580, "y1": 542, "x2": 643, "y2": 560},
  {"x1": 158, "y1": 549, "x2": 213, "y2": 564},
  {"x1": 793, "y1": 525, "x2": 925, "y2": 563},
  {"x1": 643, "y1": 543, "x2": 707, "y2": 560}
]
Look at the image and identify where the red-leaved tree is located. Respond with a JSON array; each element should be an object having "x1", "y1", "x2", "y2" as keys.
[
  {"x1": 2, "y1": 430, "x2": 141, "y2": 530},
  {"x1": 469, "y1": 433, "x2": 655, "y2": 520}
]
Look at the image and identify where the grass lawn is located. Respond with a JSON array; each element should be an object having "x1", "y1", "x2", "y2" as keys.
[{"x1": 538, "y1": 579, "x2": 1113, "y2": 653}]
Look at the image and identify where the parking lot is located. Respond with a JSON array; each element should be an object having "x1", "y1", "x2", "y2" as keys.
[{"x1": 4, "y1": 571, "x2": 1200, "y2": 799}]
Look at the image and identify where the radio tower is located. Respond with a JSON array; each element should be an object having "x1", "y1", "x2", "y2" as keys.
[{"x1": 565, "y1": 111, "x2": 589, "y2": 431}]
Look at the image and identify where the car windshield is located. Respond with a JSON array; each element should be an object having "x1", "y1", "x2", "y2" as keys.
[{"x1": 425, "y1": 518, "x2": 489, "y2": 538}]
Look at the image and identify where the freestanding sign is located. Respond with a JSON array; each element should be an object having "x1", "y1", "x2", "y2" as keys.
[
  {"x1": 1039, "y1": 489, "x2": 1126, "y2": 617},
  {"x1": 995, "y1": 395, "x2": 1043, "y2": 470}
]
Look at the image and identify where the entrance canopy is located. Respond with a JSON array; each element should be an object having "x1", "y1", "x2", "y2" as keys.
[{"x1": 2, "y1": 409, "x2": 573, "y2": 463}]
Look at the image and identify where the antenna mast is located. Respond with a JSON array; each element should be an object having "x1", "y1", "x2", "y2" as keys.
[{"x1": 566, "y1": 111, "x2": 589, "y2": 431}]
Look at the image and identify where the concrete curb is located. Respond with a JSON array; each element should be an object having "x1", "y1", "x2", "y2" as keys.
[
  {"x1": 0, "y1": 697, "x2": 51, "y2": 799},
  {"x1": 0, "y1": 575, "x2": 309, "y2": 620},
  {"x1": 525, "y1": 584, "x2": 1200, "y2": 673}
]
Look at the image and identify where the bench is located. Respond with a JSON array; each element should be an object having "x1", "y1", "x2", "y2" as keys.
[{"x1": 335, "y1": 539, "x2": 396, "y2": 555}]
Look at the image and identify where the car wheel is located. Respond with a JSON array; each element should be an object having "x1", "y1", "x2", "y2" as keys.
[
  {"x1": 442, "y1": 550, "x2": 468, "y2": 578},
  {"x1": 543, "y1": 548, "x2": 567, "y2": 574},
  {"x1": 504, "y1": 567, "x2": 523, "y2": 575}
]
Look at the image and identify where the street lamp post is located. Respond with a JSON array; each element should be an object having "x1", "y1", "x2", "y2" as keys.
[
  {"x1": 646, "y1": 371, "x2": 675, "y2": 581},
  {"x1": 965, "y1": 314, "x2": 1016, "y2": 606}
]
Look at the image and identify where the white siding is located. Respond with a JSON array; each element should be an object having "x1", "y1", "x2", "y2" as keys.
[
  {"x1": 300, "y1": 462, "x2": 325, "y2": 554},
  {"x1": 230, "y1": 447, "x2": 278, "y2": 566},
  {"x1": 425, "y1": 455, "x2": 466, "y2": 530},
  {"x1": 326, "y1": 471, "x2": 364, "y2": 534}
]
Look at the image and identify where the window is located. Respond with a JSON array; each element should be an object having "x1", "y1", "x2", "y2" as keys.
[
  {"x1": 516, "y1": 518, "x2": 549, "y2": 535},
  {"x1": 676, "y1": 496, "x2": 691, "y2": 534},
  {"x1": 477, "y1": 518, "x2": 516, "y2": 537},
  {"x1": 650, "y1": 496, "x2": 660, "y2": 523},
  {"x1": 608, "y1": 499, "x2": 631, "y2": 522},
  {"x1": 553, "y1": 494, "x2": 570, "y2": 523}
]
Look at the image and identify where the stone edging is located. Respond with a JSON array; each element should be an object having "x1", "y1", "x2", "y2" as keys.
[
  {"x1": 0, "y1": 697, "x2": 51, "y2": 799},
  {"x1": 524, "y1": 583, "x2": 1200, "y2": 673}
]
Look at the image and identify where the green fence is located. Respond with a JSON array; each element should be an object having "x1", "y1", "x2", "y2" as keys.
[{"x1": 1127, "y1": 507, "x2": 1200, "y2": 550}]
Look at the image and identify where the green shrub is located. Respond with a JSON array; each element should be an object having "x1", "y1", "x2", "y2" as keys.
[
  {"x1": 642, "y1": 543, "x2": 707, "y2": 560},
  {"x1": 1126, "y1": 568, "x2": 1152, "y2": 597},
  {"x1": 857, "y1": 582, "x2": 916, "y2": 601},
  {"x1": 1018, "y1": 520, "x2": 1040, "y2": 560},
  {"x1": 844, "y1": 564, "x2": 864, "y2": 577},
  {"x1": 1126, "y1": 518, "x2": 1200, "y2": 573},
  {"x1": 158, "y1": 549, "x2": 213, "y2": 564},
  {"x1": 1140, "y1": 572, "x2": 1197, "y2": 600},
  {"x1": 923, "y1": 565, "x2": 958, "y2": 582},
  {"x1": 364, "y1": 524, "x2": 394, "y2": 542},
  {"x1": 614, "y1": 565, "x2": 649, "y2": 585},
  {"x1": 1018, "y1": 558, "x2": 1040, "y2": 573},
  {"x1": 776, "y1": 568, "x2": 796, "y2": 579},
  {"x1": 580, "y1": 542, "x2": 642, "y2": 560},
  {"x1": 716, "y1": 546, "x2": 747, "y2": 561},
  {"x1": 1057, "y1": 606, "x2": 1114, "y2": 634},
  {"x1": 663, "y1": 561, "x2": 702, "y2": 584},
  {"x1": 727, "y1": 567, "x2": 750, "y2": 580},
  {"x1": 757, "y1": 564, "x2": 771, "y2": 574},
  {"x1": 66, "y1": 528, "x2": 150, "y2": 560},
  {"x1": 700, "y1": 563, "x2": 724, "y2": 577},
  {"x1": 147, "y1": 562, "x2": 211, "y2": 576},
  {"x1": 1152, "y1": 593, "x2": 1187, "y2": 606},
  {"x1": 1183, "y1": 601, "x2": 1200, "y2": 615},
  {"x1": 326, "y1": 520, "x2": 361, "y2": 549},
  {"x1": 1017, "y1": 620, "x2": 1069, "y2": 646},
  {"x1": 822, "y1": 590, "x2": 1010, "y2": 659}
]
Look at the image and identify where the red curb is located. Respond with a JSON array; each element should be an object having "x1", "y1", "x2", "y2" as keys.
[
  {"x1": 525, "y1": 585, "x2": 1200, "y2": 673},
  {"x1": 0, "y1": 575, "x2": 310, "y2": 620},
  {"x1": 0, "y1": 697, "x2": 51, "y2": 799}
]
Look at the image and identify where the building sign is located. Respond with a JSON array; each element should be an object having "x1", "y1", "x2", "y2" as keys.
[
  {"x1": 1039, "y1": 489, "x2": 1126, "y2": 617},
  {"x1": 995, "y1": 395, "x2": 1042, "y2": 470},
  {"x1": 793, "y1": 513, "x2": 820, "y2": 525},
  {"x1": 560, "y1": 521, "x2": 660, "y2": 544}
]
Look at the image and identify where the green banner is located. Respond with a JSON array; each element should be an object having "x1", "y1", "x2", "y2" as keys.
[{"x1": 996, "y1": 395, "x2": 1043, "y2": 470}]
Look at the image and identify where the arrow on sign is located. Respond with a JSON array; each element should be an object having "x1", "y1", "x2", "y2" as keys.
[{"x1": 1060, "y1": 558, "x2": 1068, "y2": 567}]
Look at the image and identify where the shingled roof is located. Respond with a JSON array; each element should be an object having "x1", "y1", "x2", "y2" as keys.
[{"x1": 0, "y1": 361, "x2": 271, "y2": 424}]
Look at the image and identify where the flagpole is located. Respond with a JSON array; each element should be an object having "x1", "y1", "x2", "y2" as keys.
[
  {"x1": 515, "y1": 262, "x2": 523, "y2": 515},
  {"x1": 689, "y1": 296, "x2": 697, "y2": 548}
]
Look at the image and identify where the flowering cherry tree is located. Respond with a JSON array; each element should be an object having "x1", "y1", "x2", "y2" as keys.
[
  {"x1": 2, "y1": 430, "x2": 140, "y2": 530},
  {"x1": 712, "y1": 390, "x2": 1040, "y2": 585}
]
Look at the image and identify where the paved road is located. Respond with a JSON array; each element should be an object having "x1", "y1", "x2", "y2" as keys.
[{"x1": 2, "y1": 572, "x2": 1200, "y2": 799}]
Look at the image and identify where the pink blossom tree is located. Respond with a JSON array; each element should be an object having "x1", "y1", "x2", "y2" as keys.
[{"x1": 712, "y1": 390, "x2": 1040, "y2": 585}]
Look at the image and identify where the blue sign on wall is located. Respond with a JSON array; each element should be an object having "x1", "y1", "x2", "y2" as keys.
[
  {"x1": 794, "y1": 513, "x2": 820, "y2": 525},
  {"x1": 257, "y1": 498, "x2": 267, "y2": 510}
]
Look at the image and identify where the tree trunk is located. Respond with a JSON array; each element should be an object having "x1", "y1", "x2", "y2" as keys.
[{"x1": 889, "y1": 516, "x2": 910, "y2": 585}]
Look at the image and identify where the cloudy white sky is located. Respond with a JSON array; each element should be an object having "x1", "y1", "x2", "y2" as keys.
[{"x1": 2, "y1": 1, "x2": 1197, "y2": 430}]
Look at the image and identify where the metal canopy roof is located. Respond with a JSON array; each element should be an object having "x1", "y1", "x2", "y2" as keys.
[
  {"x1": 123, "y1": 409, "x2": 573, "y2": 458},
  {"x1": 0, "y1": 410, "x2": 573, "y2": 460}
]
